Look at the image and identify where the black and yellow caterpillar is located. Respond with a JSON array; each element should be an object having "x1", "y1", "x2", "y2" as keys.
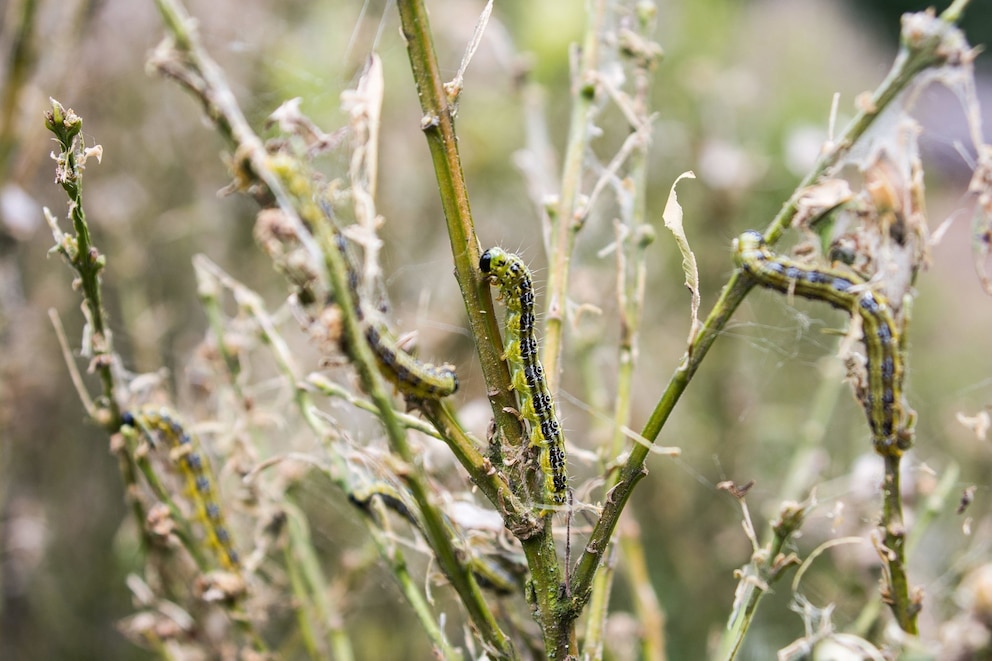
[
  {"x1": 123, "y1": 407, "x2": 240, "y2": 571},
  {"x1": 480, "y1": 247, "x2": 567, "y2": 506},
  {"x1": 733, "y1": 230, "x2": 905, "y2": 453}
]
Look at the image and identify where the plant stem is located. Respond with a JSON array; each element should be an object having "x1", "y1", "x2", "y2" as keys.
[
  {"x1": 580, "y1": 545, "x2": 616, "y2": 661},
  {"x1": 44, "y1": 100, "x2": 120, "y2": 425},
  {"x1": 395, "y1": 0, "x2": 583, "y2": 656},
  {"x1": 620, "y1": 517, "x2": 667, "y2": 661},
  {"x1": 542, "y1": 0, "x2": 606, "y2": 397},
  {"x1": 193, "y1": 259, "x2": 353, "y2": 656},
  {"x1": 0, "y1": 0, "x2": 38, "y2": 169},
  {"x1": 364, "y1": 497, "x2": 462, "y2": 661},
  {"x1": 716, "y1": 501, "x2": 806, "y2": 660},
  {"x1": 393, "y1": 0, "x2": 522, "y2": 448},
  {"x1": 422, "y1": 401, "x2": 541, "y2": 540},
  {"x1": 880, "y1": 453, "x2": 918, "y2": 633},
  {"x1": 284, "y1": 502, "x2": 355, "y2": 661},
  {"x1": 765, "y1": 2, "x2": 972, "y2": 246},
  {"x1": 591, "y1": 3, "x2": 664, "y2": 654},
  {"x1": 283, "y1": 511, "x2": 324, "y2": 659},
  {"x1": 568, "y1": 272, "x2": 747, "y2": 612}
]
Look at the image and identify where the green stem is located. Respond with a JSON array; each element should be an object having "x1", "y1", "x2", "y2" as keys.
[
  {"x1": 520, "y1": 514, "x2": 571, "y2": 659},
  {"x1": 364, "y1": 498, "x2": 462, "y2": 661},
  {"x1": 395, "y1": 0, "x2": 577, "y2": 657},
  {"x1": 44, "y1": 100, "x2": 119, "y2": 425},
  {"x1": 45, "y1": 98, "x2": 269, "y2": 652},
  {"x1": 0, "y1": 0, "x2": 38, "y2": 169},
  {"x1": 307, "y1": 373, "x2": 444, "y2": 438},
  {"x1": 714, "y1": 356, "x2": 843, "y2": 655},
  {"x1": 569, "y1": 273, "x2": 748, "y2": 612},
  {"x1": 194, "y1": 263, "x2": 244, "y2": 392},
  {"x1": 764, "y1": 4, "x2": 971, "y2": 246},
  {"x1": 315, "y1": 198, "x2": 514, "y2": 658},
  {"x1": 542, "y1": 0, "x2": 606, "y2": 396},
  {"x1": 422, "y1": 401, "x2": 541, "y2": 540},
  {"x1": 880, "y1": 453, "x2": 918, "y2": 633},
  {"x1": 393, "y1": 0, "x2": 521, "y2": 448},
  {"x1": 592, "y1": 4, "x2": 662, "y2": 654},
  {"x1": 619, "y1": 518, "x2": 667, "y2": 661},
  {"x1": 283, "y1": 513, "x2": 324, "y2": 659},
  {"x1": 285, "y1": 502, "x2": 355, "y2": 660},
  {"x1": 192, "y1": 259, "x2": 350, "y2": 656},
  {"x1": 716, "y1": 501, "x2": 806, "y2": 660},
  {"x1": 580, "y1": 546, "x2": 615, "y2": 661}
]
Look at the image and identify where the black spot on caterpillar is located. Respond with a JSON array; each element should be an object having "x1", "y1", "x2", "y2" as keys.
[
  {"x1": 733, "y1": 230, "x2": 904, "y2": 452},
  {"x1": 480, "y1": 247, "x2": 567, "y2": 505},
  {"x1": 123, "y1": 407, "x2": 240, "y2": 571}
]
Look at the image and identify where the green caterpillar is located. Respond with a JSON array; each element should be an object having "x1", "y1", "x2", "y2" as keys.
[
  {"x1": 733, "y1": 230, "x2": 905, "y2": 453},
  {"x1": 363, "y1": 325, "x2": 459, "y2": 400},
  {"x1": 480, "y1": 248, "x2": 567, "y2": 506},
  {"x1": 123, "y1": 407, "x2": 240, "y2": 572}
]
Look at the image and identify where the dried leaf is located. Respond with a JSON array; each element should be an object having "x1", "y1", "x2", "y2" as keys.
[{"x1": 662, "y1": 171, "x2": 699, "y2": 345}]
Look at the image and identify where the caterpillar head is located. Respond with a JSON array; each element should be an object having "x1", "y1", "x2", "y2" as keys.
[
  {"x1": 480, "y1": 247, "x2": 528, "y2": 287},
  {"x1": 732, "y1": 230, "x2": 766, "y2": 268}
]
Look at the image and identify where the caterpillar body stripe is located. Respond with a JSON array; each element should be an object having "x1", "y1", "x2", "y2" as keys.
[
  {"x1": 123, "y1": 407, "x2": 240, "y2": 571},
  {"x1": 480, "y1": 247, "x2": 567, "y2": 506},
  {"x1": 733, "y1": 230, "x2": 903, "y2": 452},
  {"x1": 334, "y1": 233, "x2": 459, "y2": 400}
]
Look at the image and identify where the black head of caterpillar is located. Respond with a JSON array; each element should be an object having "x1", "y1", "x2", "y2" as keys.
[
  {"x1": 480, "y1": 248, "x2": 531, "y2": 308},
  {"x1": 480, "y1": 247, "x2": 567, "y2": 507},
  {"x1": 732, "y1": 231, "x2": 905, "y2": 454}
]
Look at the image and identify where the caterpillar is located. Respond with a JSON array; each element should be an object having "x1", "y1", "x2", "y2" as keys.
[
  {"x1": 733, "y1": 230, "x2": 904, "y2": 453},
  {"x1": 364, "y1": 326, "x2": 459, "y2": 400},
  {"x1": 122, "y1": 407, "x2": 240, "y2": 572},
  {"x1": 334, "y1": 233, "x2": 459, "y2": 400},
  {"x1": 480, "y1": 247, "x2": 567, "y2": 506}
]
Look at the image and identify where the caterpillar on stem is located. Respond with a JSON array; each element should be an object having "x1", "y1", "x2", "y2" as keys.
[
  {"x1": 733, "y1": 230, "x2": 905, "y2": 454},
  {"x1": 123, "y1": 407, "x2": 240, "y2": 571},
  {"x1": 364, "y1": 325, "x2": 459, "y2": 400},
  {"x1": 333, "y1": 233, "x2": 459, "y2": 401},
  {"x1": 480, "y1": 247, "x2": 567, "y2": 507}
]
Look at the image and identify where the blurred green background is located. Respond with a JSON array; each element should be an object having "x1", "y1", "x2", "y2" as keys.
[{"x1": 1, "y1": 0, "x2": 991, "y2": 658}]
